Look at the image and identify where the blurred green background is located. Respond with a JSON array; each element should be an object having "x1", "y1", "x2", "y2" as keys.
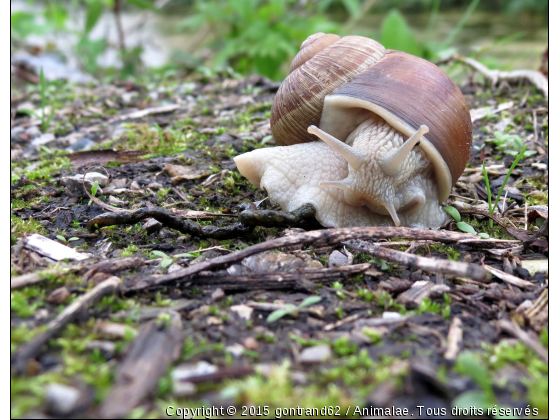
[{"x1": 11, "y1": 0, "x2": 548, "y2": 80}]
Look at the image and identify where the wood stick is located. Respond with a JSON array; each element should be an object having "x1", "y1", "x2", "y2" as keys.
[
  {"x1": 483, "y1": 265, "x2": 536, "y2": 289},
  {"x1": 344, "y1": 239, "x2": 491, "y2": 283},
  {"x1": 12, "y1": 276, "x2": 121, "y2": 374},
  {"x1": 100, "y1": 311, "x2": 183, "y2": 418},
  {"x1": 324, "y1": 314, "x2": 360, "y2": 331},
  {"x1": 11, "y1": 268, "x2": 77, "y2": 290},
  {"x1": 11, "y1": 256, "x2": 145, "y2": 290},
  {"x1": 455, "y1": 55, "x2": 548, "y2": 99},
  {"x1": 193, "y1": 264, "x2": 370, "y2": 291},
  {"x1": 444, "y1": 317, "x2": 463, "y2": 361},
  {"x1": 123, "y1": 227, "x2": 512, "y2": 293}
]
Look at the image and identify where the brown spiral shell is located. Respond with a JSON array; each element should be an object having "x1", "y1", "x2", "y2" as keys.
[{"x1": 270, "y1": 33, "x2": 472, "y2": 201}]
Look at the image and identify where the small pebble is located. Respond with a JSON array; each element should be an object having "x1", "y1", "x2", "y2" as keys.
[
  {"x1": 46, "y1": 383, "x2": 81, "y2": 417},
  {"x1": 298, "y1": 344, "x2": 332, "y2": 364},
  {"x1": 147, "y1": 182, "x2": 163, "y2": 189},
  {"x1": 291, "y1": 371, "x2": 307, "y2": 385},
  {"x1": 173, "y1": 381, "x2": 196, "y2": 398},
  {"x1": 25, "y1": 125, "x2": 43, "y2": 139},
  {"x1": 167, "y1": 263, "x2": 183, "y2": 273},
  {"x1": 34, "y1": 308, "x2": 49, "y2": 320},
  {"x1": 328, "y1": 249, "x2": 353, "y2": 267},
  {"x1": 31, "y1": 133, "x2": 56, "y2": 146},
  {"x1": 211, "y1": 288, "x2": 225, "y2": 301},
  {"x1": 207, "y1": 316, "x2": 222, "y2": 326},
  {"x1": 230, "y1": 304, "x2": 253, "y2": 321},
  {"x1": 85, "y1": 340, "x2": 116, "y2": 356},
  {"x1": 130, "y1": 180, "x2": 141, "y2": 190},
  {"x1": 243, "y1": 337, "x2": 259, "y2": 351},
  {"x1": 65, "y1": 137, "x2": 96, "y2": 152},
  {"x1": 108, "y1": 195, "x2": 126, "y2": 206},
  {"x1": 382, "y1": 311, "x2": 404, "y2": 320},
  {"x1": 47, "y1": 287, "x2": 71, "y2": 304},
  {"x1": 172, "y1": 361, "x2": 216, "y2": 382},
  {"x1": 111, "y1": 178, "x2": 128, "y2": 188},
  {"x1": 226, "y1": 343, "x2": 245, "y2": 357},
  {"x1": 143, "y1": 218, "x2": 162, "y2": 234},
  {"x1": 94, "y1": 322, "x2": 136, "y2": 339}
]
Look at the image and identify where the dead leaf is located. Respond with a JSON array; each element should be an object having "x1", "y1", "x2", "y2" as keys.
[
  {"x1": 162, "y1": 163, "x2": 212, "y2": 183},
  {"x1": 65, "y1": 149, "x2": 145, "y2": 169}
]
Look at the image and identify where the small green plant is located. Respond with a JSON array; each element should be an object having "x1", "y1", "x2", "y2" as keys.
[
  {"x1": 19, "y1": 69, "x2": 55, "y2": 132},
  {"x1": 266, "y1": 296, "x2": 321, "y2": 323},
  {"x1": 56, "y1": 235, "x2": 80, "y2": 243},
  {"x1": 486, "y1": 131, "x2": 537, "y2": 158},
  {"x1": 38, "y1": 69, "x2": 55, "y2": 132},
  {"x1": 481, "y1": 146, "x2": 527, "y2": 228},
  {"x1": 88, "y1": 180, "x2": 100, "y2": 206},
  {"x1": 443, "y1": 206, "x2": 489, "y2": 238},
  {"x1": 150, "y1": 250, "x2": 195, "y2": 269},
  {"x1": 332, "y1": 337, "x2": 358, "y2": 357},
  {"x1": 121, "y1": 244, "x2": 140, "y2": 257},
  {"x1": 153, "y1": 123, "x2": 164, "y2": 146}
]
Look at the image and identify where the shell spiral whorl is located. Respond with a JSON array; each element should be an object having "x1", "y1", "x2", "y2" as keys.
[{"x1": 272, "y1": 35, "x2": 387, "y2": 147}]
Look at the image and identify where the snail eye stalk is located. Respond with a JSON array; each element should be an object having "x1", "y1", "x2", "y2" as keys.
[
  {"x1": 380, "y1": 125, "x2": 429, "y2": 176},
  {"x1": 308, "y1": 125, "x2": 366, "y2": 171}
]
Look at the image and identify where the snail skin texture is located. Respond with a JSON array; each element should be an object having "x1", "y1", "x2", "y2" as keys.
[{"x1": 234, "y1": 33, "x2": 472, "y2": 229}]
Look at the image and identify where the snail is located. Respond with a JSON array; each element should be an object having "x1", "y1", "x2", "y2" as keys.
[{"x1": 234, "y1": 33, "x2": 472, "y2": 229}]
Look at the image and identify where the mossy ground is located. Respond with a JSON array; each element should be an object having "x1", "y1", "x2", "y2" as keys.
[{"x1": 11, "y1": 69, "x2": 548, "y2": 418}]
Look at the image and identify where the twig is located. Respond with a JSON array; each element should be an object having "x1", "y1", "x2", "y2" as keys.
[
  {"x1": 12, "y1": 276, "x2": 121, "y2": 373},
  {"x1": 100, "y1": 311, "x2": 183, "y2": 418},
  {"x1": 194, "y1": 264, "x2": 370, "y2": 291},
  {"x1": 344, "y1": 239, "x2": 491, "y2": 283},
  {"x1": 172, "y1": 187, "x2": 190, "y2": 203},
  {"x1": 11, "y1": 267, "x2": 79, "y2": 289},
  {"x1": 88, "y1": 207, "x2": 253, "y2": 237},
  {"x1": 83, "y1": 166, "x2": 125, "y2": 213},
  {"x1": 444, "y1": 317, "x2": 463, "y2": 361},
  {"x1": 525, "y1": 289, "x2": 548, "y2": 320},
  {"x1": 497, "y1": 319, "x2": 548, "y2": 363},
  {"x1": 10, "y1": 257, "x2": 144, "y2": 289},
  {"x1": 324, "y1": 314, "x2": 361, "y2": 331},
  {"x1": 88, "y1": 204, "x2": 317, "y2": 238},
  {"x1": 455, "y1": 54, "x2": 548, "y2": 99},
  {"x1": 106, "y1": 104, "x2": 181, "y2": 124},
  {"x1": 484, "y1": 265, "x2": 536, "y2": 289},
  {"x1": 123, "y1": 227, "x2": 507, "y2": 294}
]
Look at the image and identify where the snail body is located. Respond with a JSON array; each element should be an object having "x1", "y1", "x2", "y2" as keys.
[{"x1": 234, "y1": 34, "x2": 472, "y2": 229}]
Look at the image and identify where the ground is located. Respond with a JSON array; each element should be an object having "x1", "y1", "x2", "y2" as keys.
[{"x1": 10, "y1": 68, "x2": 548, "y2": 418}]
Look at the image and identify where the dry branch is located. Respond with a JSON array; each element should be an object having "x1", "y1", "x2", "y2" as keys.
[
  {"x1": 11, "y1": 256, "x2": 145, "y2": 289},
  {"x1": 193, "y1": 263, "x2": 370, "y2": 291},
  {"x1": 444, "y1": 317, "x2": 463, "y2": 361},
  {"x1": 484, "y1": 265, "x2": 536, "y2": 289},
  {"x1": 455, "y1": 55, "x2": 548, "y2": 99},
  {"x1": 100, "y1": 311, "x2": 183, "y2": 418},
  {"x1": 344, "y1": 239, "x2": 491, "y2": 283},
  {"x1": 12, "y1": 276, "x2": 121, "y2": 374},
  {"x1": 123, "y1": 227, "x2": 511, "y2": 294}
]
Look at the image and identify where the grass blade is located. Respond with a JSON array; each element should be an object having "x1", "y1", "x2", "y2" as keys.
[
  {"x1": 482, "y1": 162, "x2": 492, "y2": 213},
  {"x1": 443, "y1": 0, "x2": 480, "y2": 47},
  {"x1": 490, "y1": 146, "x2": 527, "y2": 215}
]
